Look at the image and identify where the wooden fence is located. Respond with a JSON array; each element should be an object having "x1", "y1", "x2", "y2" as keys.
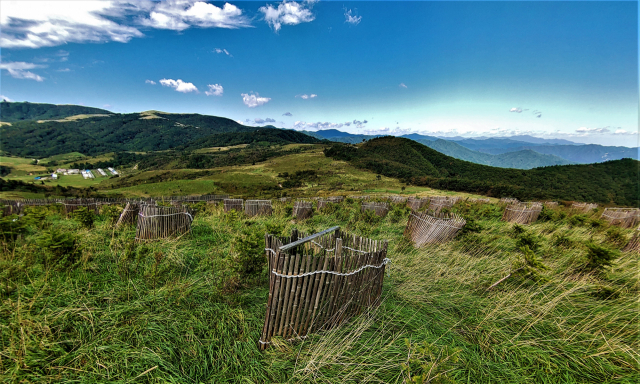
[
  {"x1": 428, "y1": 196, "x2": 460, "y2": 213},
  {"x1": 469, "y1": 198, "x2": 491, "y2": 204},
  {"x1": 293, "y1": 201, "x2": 313, "y2": 220},
  {"x1": 361, "y1": 202, "x2": 389, "y2": 217},
  {"x1": 116, "y1": 202, "x2": 140, "y2": 227},
  {"x1": 404, "y1": 211, "x2": 466, "y2": 246},
  {"x1": 135, "y1": 204, "x2": 193, "y2": 241},
  {"x1": 502, "y1": 202, "x2": 543, "y2": 224},
  {"x1": 572, "y1": 202, "x2": 598, "y2": 212},
  {"x1": 407, "y1": 197, "x2": 428, "y2": 211},
  {"x1": 623, "y1": 228, "x2": 639, "y2": 253},
  {"x1": 245, "y1": 200, "x2": 273, "y2": 217},
  {"x1": 601, "y1": 208, "x2": 640, "y2": 228},
  {"x1": 170, "y1": 194, "x2": 228, "y2": 204},
  {"x1": 388, "y1": 195, "x2": 408, "y2": 204},
  {"x1": 544, "y1": 201, "x2": 558, "y2": 208},
  {"x1": 500, "y1": 197, "x2": 519, "y2": 205},
  {"x1": 260, "y1": 226, "x2": 389, "y2": 349},
  {"x1": 1, "y1": 201, "x2": 23, "y2": 216},
  {"x1": 62, "y1": 199, "x2": 99, "y2": 216},
  {"x1": 278, "y1": 197, "x2": 291, "y2": 202},
  {"x1": 224, "y1": 199, "x2": 244, "y2": 212}
]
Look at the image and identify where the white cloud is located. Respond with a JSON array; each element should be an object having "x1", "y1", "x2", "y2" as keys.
[
  {"x1": 0, "y1": 1, "x2": 144, "y2": 48},
  {"x1": 205, "y1": 83, "x2": 223, "y2": 96},
  {"x1": 283, "y1": 112, "x2": 292, "y2": 116},
  {"x1": 56, "y1": 68, "x2": 71, "y2": 72},
  {"x1": 0, "y1": 1, "x2": 250, "y2": 49},
  {"x1": 1, "y1": 95, "x2": 13, "y2": 102},
  {"x1": 241, "y1": 92, "x2": 271, "y2": 107},
  {"x1": 0, "y1": 61, "x2": 45, "y2": 81},
  {"x1": 145, "y1": 79, "x2": 156, "y2": 85},
  {"x1": 613, "y1": 129, "x2": 637, "y2": 135},
  {"x1": 509, "y1": 107, "x2": 522, "y2": 113},
  {"x1": 103, "y1": 104, "x2": 112, "y2": 108},
  {"x1": 297, "y1": 93, "x2": 317, "y2": 99},
  {"x1": 260, "y1": 0, "x2": 315, "y2": 32},
  {"x1": 576, "y1": 127, "x2": 610, "y2": 134},
  {"x1": 293, "y1": 121, "x2": 343, "y2": 131},
  {"x1": 160, "y1": 78, "x2": 198, "y2": 93},
  {"x1": 399, "y1": 83, "x2": 407, "y2": 88},
  {"x1": 214, "y1": 48, "x2": 232, "y2": 57},
  {"x1": 344, "y1": 9, "x2": 361, "y2": 25}
]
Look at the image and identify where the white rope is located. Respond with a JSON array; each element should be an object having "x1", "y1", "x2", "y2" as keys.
[{"x1": 271, "y1": 258, "x2": 390, "y2": 279}]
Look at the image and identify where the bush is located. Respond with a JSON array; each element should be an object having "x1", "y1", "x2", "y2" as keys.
[
  {"x1": 389, "y1": 205, "x2": 409, "y2": 224},
  {"x1": 568, "y1": 214, "x2": 587, "y2": 227},
  {"x1": 100, "y1": 205, "x2": 121, "y2": 224},
  {"x1": 515, "y1": 231, "x2": 540, "y2": 252},
  {"x1": 605, "y1": 226, "x2": 626, "y2": 246},
  {"x1": 232, "y1": 228, "x2": 266, "y2": 278},
  {"x1": 591, "y1": 285, "x2": 620, "y2": 300},
  {"x1": 72, "y1": 207, "x2": 95, "y2": 229},
  {"x1": 583, "y1": 242, "x2": 619, "y2": 274},
  {"x1": 36, "y1": 228, "x2": 80, "y2": 269},
  {"x1": 552, "y1": 232, "x2": 574, "y2": 248},
  {"x1": 0, "y1": 215, "x2": 27, "y2": 243}
]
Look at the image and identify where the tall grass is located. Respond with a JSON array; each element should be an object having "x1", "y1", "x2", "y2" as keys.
[{"x1": 0, "y1": 201, "x2": 637, "y2": 383}]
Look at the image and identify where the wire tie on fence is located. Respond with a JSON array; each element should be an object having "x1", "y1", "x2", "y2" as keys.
[{"x1": 271, "y1": 258, "x2": 390, "y2": 278}]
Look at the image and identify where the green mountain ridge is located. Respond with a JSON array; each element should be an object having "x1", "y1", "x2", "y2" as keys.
[
  {"x1": 0, "y1": 101, "x2": 112, "y2": 122},
  {"x1": 324, "y1": 137, "x2": 638, "y2": 206}
]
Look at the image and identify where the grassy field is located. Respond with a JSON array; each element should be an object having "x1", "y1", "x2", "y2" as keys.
[{"x1": 0, "y1": 199, "x2": 637, "y2": 383}]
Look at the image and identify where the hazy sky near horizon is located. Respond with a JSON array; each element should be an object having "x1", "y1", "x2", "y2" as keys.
[{"x1": 1, "y1": 0, "x2": 638, "y2": 146}]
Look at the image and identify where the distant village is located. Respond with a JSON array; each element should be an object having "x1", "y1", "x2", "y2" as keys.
[{"x1": 33, "y1": 167, "x2": 119, "y2": 181}]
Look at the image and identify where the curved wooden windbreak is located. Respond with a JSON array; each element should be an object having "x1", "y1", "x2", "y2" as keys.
[
  {"x1": 623, "y1": 227, "x2": 639, "y2": 253},
  {"x1": 170, "y1": 194, "x2": 229, "y2": 204},
  {"x1": 223, "y1": 199, "x2": 244, "y2": 212},
  {"x1": 245, "y1": 200, "x2": 273, "y2": 217},
  {"x1": 469, "y1": 198, "x2": 491, "y2": 204},
  {"x1": 361, "y1": 202, "x2": 389, "y2": 217},
  {"x1": 404, "y1": 211, "x2": 466, "y2": 246},
  {"x1": 601, "y1": 208, "x2": 640, "y2": 229},
  {"x1": 278, "y1": 197, "x2": 291, "y2": 202},
  {"x1": 63, "y1": 198, "x2": 99, "y2": 217},
  {"x1": 502, "y1": 202, "x2": 543, "y2": 224},
  {"x1": 572, "y1": 202, "x2": 598, "y2": 212},
  {"x1": 428, "y1": 196, "x2": 460, "y2": 213},
  {"x1": 500, "y1": 197, "x2": 519, "y2": 205},
  {"x1": 317, "y1": 196, "x2": 344, "y2": 211},
  {"x1": 0, "y1": 201, "x2": 23, "y2": 216},
  {"x1": 135, "y1": 204, "x2": 193, "y2": 241},
  {"x1": 348, "y1": 195, "x2": 370, "y2": 200},
  {"x1": 116, "y1": 202, "x2": 140, "y2": 227},
  {"x1": 260, "y1": 227, "x2": 388, "y2": 350},
  {"x1": 407, "y1": 197, "x2": 428, "y2": 211},
  {"x1": 389, "y1": 195, "x2": 408, "y2": 204},
  {"x1": 293, "y1": 200, "x2": 313, "y2": 220},
  {"x1": 544, "y1": 201, "x2": 558, "y2": 208}
]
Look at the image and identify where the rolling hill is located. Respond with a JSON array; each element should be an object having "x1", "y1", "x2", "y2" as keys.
[
  {"x1": 475, "y1": 143, "x2": 639, "y2": 163},
  {"x1": 0, "y1": 101, "x2": 112, "y2": 122},
  {"x1": 324, "y1": 137, "x2": 639, "y2": 206}
]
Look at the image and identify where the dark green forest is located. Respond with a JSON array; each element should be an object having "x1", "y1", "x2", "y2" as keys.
[
  {"x1": 324, "y1": 137, "x2": 639, "y2": 206},
  {"x1": 0, "y1": 101, "x2": 112, "y2": 122}
]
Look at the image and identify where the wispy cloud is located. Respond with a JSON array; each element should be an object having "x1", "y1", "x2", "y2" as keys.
[
  {"x1": 159, "y1": 78, "x2": 198, "y2": 93},
  {"x1": 0, "y1": 61, "x2": 45, "y2": 81},
  {"x1": 613, "y1": 129, "x2": 637, "y2": 136},
  {"x1": 1, "y1": 95, "x2": 13, "y2": 102},
  {"x1": 399, "y1": 83, "x2": 407, "y2": 89},
  {"x1": 56, "y1": 68, "x2": 71, "y2": 72},
  {"x1": 509, "y1": 107, "x2": 522, "y2": 113},
  {"x1": 344, "y1": 8, "x2": 361, "y2": 25},
  {"x1": 576, "y1": 127, "x2": 610, "y2": 134},
  {"x1": 296, "y1": 94, "x2": 317, "y2": 99},
  {"x1": 145, "y1": 79, "x2": 156, "y2": 85},
  {"x1": 282, "y1": 112, "x2": 292, "y2": 116},
  {"x1": 292, "y1": 118, "x2": 368, "y2": 131},
  {"x1": 214, "y1": 48, "x2": 232, "y2": 57},
  {"x1": 241, "y1": 92, "x2": 271, "y2": 107},
  {"x1": 260, "y1": 0, "x2": 315, "y2": 32},
  {"x1": 205, "y1": 84, "x2": 223, "y2": 96}
]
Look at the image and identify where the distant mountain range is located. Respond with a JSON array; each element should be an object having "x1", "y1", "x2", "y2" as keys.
[{"x1": 305, "y1": 129, "x2": 637, "y2": 168}]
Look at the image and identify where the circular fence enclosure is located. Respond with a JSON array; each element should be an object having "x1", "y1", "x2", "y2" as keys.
[
  {"x1": 63, "y1": 199, "x2": 99, "y2": 217},
  {"x1": 224, "y1": 199, "x2": 244, "y2": 213},
  {"x1": 407, "y1": 197, "x2": 428, "y2": 211},
  {"x1": 293, "y1": 200, "x2": 313, "y2": 220},
  {"x1": 116, "y1": 202, "x2": 140, "y2": 227},
  {"x1": 623, "y1": 228, "x2": 639, "y2": 253},
  {"x1": 388, "y1": 195, "x2": 408, "y2": 204},
  {"x1": 502, "y1": 202, "x2": 543, "y2": 225},
  {"x1": 404, "y1": 211, "x2": 466, "y2": 246},
  {"x1": 135, "y1": 204, "x2": 193, "y2": 241},
  {"x1": 572, "y1": 202, "x2": 598, "y2": 212},
  {"x1": 428, "y1": 196, "x2": 460, "y2": 213},
  {"x1": 601, "y1": 208, "x2": 640, "y2": 229},
  {"x1": 361, "y1": 202, "x2": 389, "y2": 217},
  {"x1": 500, "y1": 197, "x2": 519, "y2": 205},
  {"x1": 245, "y1": 200, "x2": 273, "y2": 217}
]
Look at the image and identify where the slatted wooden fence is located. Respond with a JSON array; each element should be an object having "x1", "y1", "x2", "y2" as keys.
[
  {"x1": 135, "y1": 204, "x2": 193, "y2": 241},
  {"x1": 63, "y1": 199, "x2": 99, "y2": 216},
  {"x1": 245, "y1": 200, "x2": 273, "y2": 217},
  {"x1": 601, "y1": 208, "x2": 640, "y2": 228},
  {"x1": 260, "y1": 227, "x2": 388, "y2": 349},
  {"x1": 623, "y1": 228, "x2": 639, "y2": 253},
  {"x1": 500, "y1": 197, "x2": 519, "y2": 205},
  {"x1": 0, "y1": 201, "x2": 23, "y2": 216},
  {"x1": 404, "y1": 211, "x2": 466, "y2": 246},
  {"x1": 170, "y1": 194, "x2": 229, "y2": 204},
  {"x1": 361, "y1": 202, "x2": 389, "y2": 217},
  {"x1": 502, "y1": 202, "x2": 543, "y2": 224},
  {"x1": 224, "y1": 199, "x2": 244, "y2": 212},
  {"x1": 317, "y1": 196, "x2": 344, "y2": 211},
  {"x1": 116, "y1": 202, "x2": 140, "y2": 227},
  {"x1": 407, "y1": 197, "x2": 428, "y2": 211},
  {"x1": 278, "y1": 197, "x2": 291, "y2": 202},
  {"x1": 572, "y1": 202, "x2": 598, "y2": 212},
  {"x1": 428, "y1": 196, "x2": 460, "y2": 213},
  {"x1": 389, "y1": 195, "x2": 408, "y2": 204},
  {"x1": 544, "y1": 201, "x2": 558, "y2": 208},
  {"x1": 293, "y1": 201, "x2": 313, "y2": 220},
  {"x1": 469, "y1": 198, "x2": 491, "y2": 204}
]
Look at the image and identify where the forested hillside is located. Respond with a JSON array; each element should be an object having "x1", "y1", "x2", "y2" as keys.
[
  {"x1": 324, "y1": 137, "x2": 639, "y2": 206},
  {"x1": 0, "y1": 101, "x2": 112, "y2": 122}
]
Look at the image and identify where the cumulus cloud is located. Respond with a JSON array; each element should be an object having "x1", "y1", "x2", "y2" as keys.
[
  {"x1": 344, "y1": 8, "x2": 361, "y2": 25},
  {"x1": 0, "y1": 1, "x2": 250, "y2": 49},
  {"x1": 205, "y1": 83, "x2": 223, "y2": 96},
  {"x1": 214, "y1": 48, "x2": 232, "y2": 56},
  {"x1": 260, "y1": 0, "x2": 315, "y2": 32},
  {"x1": 509, "y1": 107, "x2": 522, "y2": 113},
  {"x1": 160, "y1": 78, "x2": 198, "y2": 93},
  {"x1": 145, "y1": 79, "x2": 156, "y2": 85},
  {"x1": 1, "y1": 95, "x2": 13, "y2": 102},
  {"x1": 576, "y1": 127, "x2": 611, "y2": 134},
  {"x1": 399, "y1": 83, "x2": 407, "y2": 88},
  {"x1": 241, "y1": 92, "x2": 271, "y2": 107},
  {"x1": 139, "y1": 1, "x2": 249, "y2": 30},
  {"x1": 296, "y1": 94, "x2": 317, "y2": 99},
  {"x1": 0, "y1": 61, "x2": 45, "y2": 81},
  {"x1": 265, "y1": 118, "x2": 276, "y2": 122},
  {"x1": 613, "y1": 129, "x2": 637, "y2": 135},
  {"x1": 282, "y1": 112, "x2": 292, "y2": 116}
]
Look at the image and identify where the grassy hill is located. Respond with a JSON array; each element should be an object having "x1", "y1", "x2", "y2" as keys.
[
  {"x1": 0, "y1": 101, "x2": 112, "y2": 122},
  {"x1": 324, "y1": 137, "x2": 639, "y2": 206}
]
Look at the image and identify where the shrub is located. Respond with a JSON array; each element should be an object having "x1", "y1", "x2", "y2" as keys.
[
  {"x1": 459, "y1": 216, "x2": 482, "y2": 236},
  {"x1": 583, "y1": 242, "x2": 619, "y2": 274},
  {"x1": 515, "y1": 231, "x2": 540, "y2": 252},
  {"x1": 100, "y1": 205, "x2": 121, "y2": 224},
  {"x1": 605, "y1": 226, "x2": 626, "y2": 246},
  {"x1": 232, "y1": 228, "x2": 266, "y2": 278},
  {"x1": 552, "y1": 232, "x2": 574, "y2": 248},
  {"x1": 72, "y1": 207, "x2": 95, "y2": 229},
  {"x1": 591, "y1": 285, "x2": 620, "y2": 300},
  {"x1": 0, "y1": 215, "x2": 28, "y2": 243},
  {"x1": 537, "y1": 206, "x2": 553, "y2": 222},
  {"x1": 568, "y1": 214, "x2": 587, "y2": 227},
  {"x1": 400, "y1": 339, "x2": 461, "y2": 384},
  {"x1": 36, "y1": 228, "x2": 80, "y2": 269},
  {"x1": 511, "y1": 224, "x2": 526, "y2": 238}
]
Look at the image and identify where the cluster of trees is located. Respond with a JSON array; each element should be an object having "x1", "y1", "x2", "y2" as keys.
[{"x1": 324, "y1": 137, "x2": 639, "y2": 206}]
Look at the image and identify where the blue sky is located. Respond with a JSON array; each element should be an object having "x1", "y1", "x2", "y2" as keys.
[{"x1": 1, "y1": 0, "x2": 638, "y2": 146}]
